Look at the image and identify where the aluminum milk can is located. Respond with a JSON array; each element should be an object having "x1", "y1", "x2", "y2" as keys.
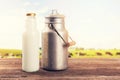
[{"x1": 41, "y1": 10, "x2": 69, "y2": 70}]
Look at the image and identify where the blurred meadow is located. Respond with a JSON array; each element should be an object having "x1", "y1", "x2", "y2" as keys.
[{"x1": 0, "y1": 48, "x2": 120, "y2": 58}]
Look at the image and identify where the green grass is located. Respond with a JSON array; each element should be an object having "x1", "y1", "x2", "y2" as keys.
[
  {"x1": 69, "y1": 48, "x2": 120, "y2": 58},
  {"x1": 0, "y1": 49, "x2": 22, "y2": 58},
  {"x1": 0, "y1": 48, "x2": 120, "y2": 58}
]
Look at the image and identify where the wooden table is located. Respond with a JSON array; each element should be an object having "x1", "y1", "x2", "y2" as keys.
[{"x1": 0, "y1": 58, "x2": 120, "y2": 80}]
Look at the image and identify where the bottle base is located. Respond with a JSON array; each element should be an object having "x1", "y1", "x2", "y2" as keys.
[{"x1": 22, "y1": 69, "x2": 39, "y2": 73}]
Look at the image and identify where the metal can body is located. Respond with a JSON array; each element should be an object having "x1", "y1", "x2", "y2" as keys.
[{"x1": 42, "y1": 23, "x2": 68, "y2": 70}]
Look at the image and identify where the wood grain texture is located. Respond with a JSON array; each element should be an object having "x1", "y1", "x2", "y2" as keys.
[{"x1": 0, "y1": 58, "x2": 120, "y2": 80}]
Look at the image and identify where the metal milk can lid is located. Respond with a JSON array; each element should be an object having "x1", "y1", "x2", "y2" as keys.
[{"x1": 45, "y1": 10, "x2": 65, "y2": 24}]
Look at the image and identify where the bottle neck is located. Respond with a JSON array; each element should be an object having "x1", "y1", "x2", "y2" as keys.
[{"x1": 25, "y1": 16, "x2": 37, "y2": 31}]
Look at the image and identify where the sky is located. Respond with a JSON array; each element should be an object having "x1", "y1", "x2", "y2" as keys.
[{"x1": 0, "y1": 0, "x2": 120, "y2": 49}]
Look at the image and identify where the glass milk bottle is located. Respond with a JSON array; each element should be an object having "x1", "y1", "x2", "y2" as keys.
[{"x1": 22, "y1": 13, "x2": 40, "y2": 72}]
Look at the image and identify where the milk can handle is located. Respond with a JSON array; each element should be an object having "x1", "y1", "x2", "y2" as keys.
[
  {"x1": 48, "y1": 23, "x2": 75, "y2": 47},
  {"x1": 48, "y1": 23, "x2": 67, "y2": 44}
]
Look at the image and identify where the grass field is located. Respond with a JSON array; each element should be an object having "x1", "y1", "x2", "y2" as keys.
[
  {"x1": 0, "y1": 48, "x2": 120, "y2": 58},
  {"x1": 0, "y1": 49, "x2": 22, "y2": 58},
  {"x1": 68, "y1": 48, "x2": 120, "y2": 58}
]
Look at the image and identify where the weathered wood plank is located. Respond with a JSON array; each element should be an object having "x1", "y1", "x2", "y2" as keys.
[{"x1": 0, "y1": 58, "x2": 120, "y2": 80}]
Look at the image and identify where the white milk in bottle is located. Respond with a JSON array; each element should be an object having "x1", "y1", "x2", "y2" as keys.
[{"x1": 22, "y1": 13, "x2": 40, "y2": 72}]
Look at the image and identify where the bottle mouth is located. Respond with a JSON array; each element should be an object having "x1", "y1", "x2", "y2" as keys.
[{"x1": 26, "y1": 13, "x2": 36, "y2": 16}]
